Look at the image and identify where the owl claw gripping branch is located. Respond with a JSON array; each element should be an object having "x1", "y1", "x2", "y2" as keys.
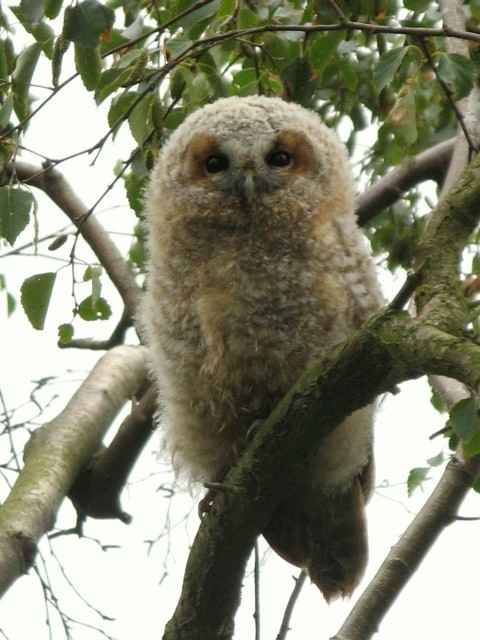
[{"x1": 138, "y1": 96, "x2": 383, "y2": 601}]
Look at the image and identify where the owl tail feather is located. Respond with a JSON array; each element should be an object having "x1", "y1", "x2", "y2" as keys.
[{"x1": 262, "y1": 476, "x2": 369, "y2": 602}]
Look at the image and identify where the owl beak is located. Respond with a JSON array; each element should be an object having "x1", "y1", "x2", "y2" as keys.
[{"x1": 243, "y1": 171, "x2": 255, "y2": 204}]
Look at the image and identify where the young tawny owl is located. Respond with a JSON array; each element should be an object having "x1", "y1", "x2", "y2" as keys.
[{"x1": 139, "y1": 95, "x2": 383, "y2": 601}]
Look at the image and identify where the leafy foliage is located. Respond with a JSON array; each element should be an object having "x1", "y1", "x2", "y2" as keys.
[{"x1": 0, "y1": 0, "x2": 476, "y2": 332}]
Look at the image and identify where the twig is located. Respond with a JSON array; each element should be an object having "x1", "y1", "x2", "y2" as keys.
[
  {"x1": 276, "y1": 570, "x2": 307, "y2": 640},
  {"x1": 59, "y1": 309, "x2": 133, "y2": 351},
  {"x1": 388, "y1": 266, "x2": 424, "y2": 310},
  {"x1": 419, "y1": 39, "x2": 477, "y2": 153},
  {"x1": 254, "y1": 541, "x2": 261, "y2": 640},
  {"x1": 7, "y1": 161, "x2": 142, "y2": 320}
]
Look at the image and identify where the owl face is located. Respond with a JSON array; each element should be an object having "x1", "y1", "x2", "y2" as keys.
[
  {"x1": 150, "y1": 96, "x2": 354, "y2": 230},
  {"x1": 185, "y1": 129, "x2": 316, "y2": 209}
]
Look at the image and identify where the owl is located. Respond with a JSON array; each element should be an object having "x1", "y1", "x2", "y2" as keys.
[{"x1": 138, "y1": 96, "x2": 383, "y2": 601}]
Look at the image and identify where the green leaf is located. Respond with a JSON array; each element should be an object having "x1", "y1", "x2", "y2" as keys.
[
  {"x1": 124, "y1": 172, "x2": 147, "y2": 217},
  {"x1": 20, "y1": 0, "x2": 45, "y2": 25},
  {"x1": 163, "y1": 108, "x2": 186, "y2": 130},
  {"x1": 449, "y1": 397, "x2": 480, "y2": 441},
  {"x1": 83, "y1": 265, "x2": 103, "y2": 306},
  {"x1": 0, "y1": 186, "x2": 34, "y2": 246},
  {"x1": 407, "y1": 467, "x2": 430, "y2": 497},
  {"x1": 308, "y1": 31, "x2": 344, "y2": 73},
  {"x1": 232, "y1": 68, "x2": 258, "y2": 94},
  {"x1": 20, "y1": 272, "x2": 56, "y2": 330},
  {"x1": 45, "y1": 0, "x2": 63, "y2": 19},
  {"x1": 237, "y1": 6, "x2": 259, "y2": 29},
  {"x1": 95, "y1": 67, "x2": 132, "y2": 104},
  {"x1": 198, "y1": 53, "x2": 228, "y2": 98},
  {"x1": 404, "y1": 0, "x2": 430, "y2": 10},
  {"x1": 63, "y1": 0, "x2": 115, "y2": 48},
  {"x1": 10, "y1": 7, "x2": 55, "y2": 57},
  {"x1": 472, "y1": 0, "x2": 480, "y2": 19},
  {"x1": 7, "y1": 292, "x2": 16, "y2": 315},
  {"x1": 0, "y1": 94, "x2": 14, "y2": 128},
  {"x1": 0, "y1": 274, "x2": 16, "y2": 316},
  {"x1": 0, "y1": 41, "x2": 9, "y2": 82},
  {"x1": 472, "y1": 474, "x2": 480, "y2": 494},
  {"x1": 436, "y1": 52, "x2": 477, "y2": 101},
  {"x1": 426, "y1": 452, "x2": 445, "y2": 467},
  {"x1": 58, "y1": 322, "x2": 74, "y2": 344},
  {"x1": 165, "y1": 35, "x2": 193, "y2": 57},
  {"x1": 461, "y1": 429, "x2": 480, "y2": 456},
  {"x1": 339, "y1": 56, "x2": 358, "y2": 92},
  {"x1": 77, "y1": 295, "x2": 112, "y2": 321},
  {"x1": 12, "y1": 42, "x2": 42, "y2": 119},
  {"x1": 217, "y1": 0, "x2": 234, "y2": 19},
  {"x1": 128, "y1": 94, "x2": 152, "y2": 145},
  {"x1": 373, "y1": 47, "x2": 409, "y2": 93},
  {"x1": 388, "y1": 88, "x2": 417, "y2": 145},
  {"x1": 108, "y1": 92, "x2": 138, "y2": 136},
  {"x1": 74, "y1": 43, "x2": 102, "y2": 91}
]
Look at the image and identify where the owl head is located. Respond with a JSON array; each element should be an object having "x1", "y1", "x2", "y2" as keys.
[{"x1": 146, "y1": 96, "x2": 354, "y2": 231}]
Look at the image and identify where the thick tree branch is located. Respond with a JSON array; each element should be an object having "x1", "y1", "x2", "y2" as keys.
[
  {"x1": 7, "y1": 161, "x2": 142, "y2": 320},
  {"x1": 0, "y1": 345, "x2": 148, "y2": 597},
  {"x1": 424, "y1": 0, "x2": 480, "y2": 414},
  {"x1": 414, "y1": 149, "x2": 480, "y2": 328},
  {"x1": 438, "y1": 0, "x2": 480, "y2": 194}
]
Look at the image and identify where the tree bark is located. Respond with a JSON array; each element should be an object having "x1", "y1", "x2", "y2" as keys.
[{"x1": 0, "y1": 345, "x2": 148, "y2": 597}]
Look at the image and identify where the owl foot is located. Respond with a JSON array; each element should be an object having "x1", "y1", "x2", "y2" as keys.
[
  {"x1": 198, "y1": 480, "x2": 237, "y2": 518},
  {"x1": 198, "y1": 488, "x2": 215, "y2": 518}
]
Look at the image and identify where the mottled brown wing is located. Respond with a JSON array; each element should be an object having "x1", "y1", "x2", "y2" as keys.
[{"x1": 262, "y1": 457, "x2": 373, "y2": 601}]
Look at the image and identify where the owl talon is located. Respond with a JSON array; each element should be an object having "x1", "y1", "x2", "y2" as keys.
[{"x1": 198, "y1": 489, "x2": 215, "y2": 518}]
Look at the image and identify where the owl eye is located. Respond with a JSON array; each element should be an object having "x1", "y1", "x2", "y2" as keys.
[
  {"x1": 267, "y1": 150, "x2": 291, "y2": 168},
  {"x1": 205, "y1": 153, "x2": 229, "y2": 174}
]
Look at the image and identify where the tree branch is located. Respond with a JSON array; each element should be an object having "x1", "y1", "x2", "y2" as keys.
[
  {"x1": 0, "y1": 345, "x2": 148, "y2": 597},
  {"x1": 69, "y1": 382, "x2": 157, "y2": 522},
  {"x1": 276, "y1": 570, "x2": 308, "y2": 640},
  {"x1": 331, "y1": 455, "x2": 480, "y2": 640},
  {"x1": 162, "y1": 309, "x2": 480, "y2": 640},
  {"x1": 337, "y1": 7, "x2": 480, "y2": 637},
  {"x1": 8, "y1": 161, "x2": 142, "y2": 320},
  {"x1": 355, "y1": 139, "x2": 454, "y2": 226}
]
